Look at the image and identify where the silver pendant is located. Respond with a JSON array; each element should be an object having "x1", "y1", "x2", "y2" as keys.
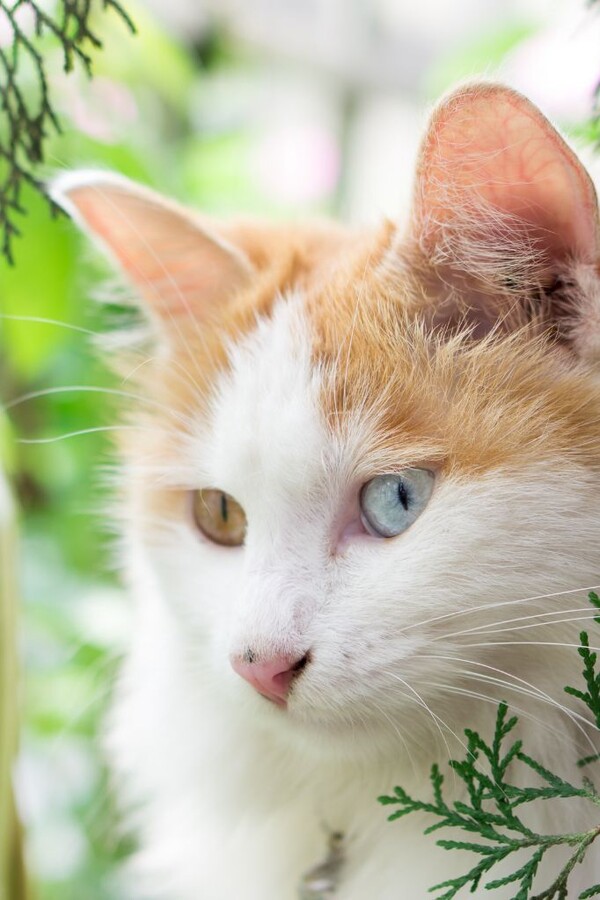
[{"x1": 299, "y1": 831, "x2": 345, "y2": 899}]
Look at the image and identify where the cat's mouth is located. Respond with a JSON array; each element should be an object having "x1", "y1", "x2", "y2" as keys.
[
  {"x1": 259, "y1": 655, "x2": 310, "y2": 708},
  {"x1": 257, "y1": 691, "x2": 288, "y2": 709}
]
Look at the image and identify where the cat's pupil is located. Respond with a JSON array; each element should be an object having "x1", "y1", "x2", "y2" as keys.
[
  {"x1": 359, "y1": 469, "x2": 434, "y2": 539},
  {"x1": 397, "y1": 480, "x2": 409, "y2": 511},
  {"x1": 192, "y1": 488, "x2": 247, "y2": 547}
]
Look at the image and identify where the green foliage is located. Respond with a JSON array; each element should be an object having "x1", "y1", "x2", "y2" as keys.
[
  {"x1": 566, "y1": 593, "x2": 600, "y2": 767},
  {"x1": 426, "y1": 20, "x2": 536, "y2": 99},
  {"x1": 0, "y1": 5, "x2": 318, "y2": 894},
  {"x1": 0, "y1": 0, "x2": 135, "y2": 263},
  {"x1": 379, "y1": 594, "x2": 600, "y2": 899},
  {"x1": 1, "y1": 4, "x2": 597, "y2": 897}
]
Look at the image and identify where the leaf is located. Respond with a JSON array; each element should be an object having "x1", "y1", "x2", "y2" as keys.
[
  {"x1": 0, "y1": 187, "x2": 77, "y2": 378},
  {"x1": 565, "y1": 615, "x2": 600, "y2": 732},
  {"x1": 578, "y1": 754, "x2": 600, "y2": 769},
  {"x1": 588, "y1": 592, "x2": 600, "y2": 626},
  {"x1": 0, "y1": 0, "x2": 136, "y2": 263},
  {"x1": 486, "y1": 846, "x2": 545, "y2": 894}
]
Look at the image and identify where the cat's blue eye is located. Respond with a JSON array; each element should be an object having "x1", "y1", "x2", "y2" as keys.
[{"x1": 359, "y1": 469, "x2": 434, "y2": 538}]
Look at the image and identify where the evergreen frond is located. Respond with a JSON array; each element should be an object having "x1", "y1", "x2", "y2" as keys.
[
  {"x1": 380, "y1": 593, "x2": 600, "y2": 899},
  {"x1": 0, "y1": 0, "x2": 135, "y2": 264}
]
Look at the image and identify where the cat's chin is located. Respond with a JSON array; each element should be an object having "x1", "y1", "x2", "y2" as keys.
[{"x1": 239, "y1": 691, "x2": 416, "y2": 764}]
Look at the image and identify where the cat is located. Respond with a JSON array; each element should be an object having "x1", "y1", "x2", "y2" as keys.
[{"x1": 51, "y1": 82, "x2": 600, "y2": 899}]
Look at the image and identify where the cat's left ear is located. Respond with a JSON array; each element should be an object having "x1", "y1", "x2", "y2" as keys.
[
  {"x1": 50, "y1": 171, "x2": 253, "y2": 325},
  {"x1": 406, "y1": 83, "x2": 600, "y2": 360}
]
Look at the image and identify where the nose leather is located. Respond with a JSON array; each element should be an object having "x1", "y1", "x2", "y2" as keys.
[{"x1": 231, "y1": 653, "x2": 307, "y2": 706}]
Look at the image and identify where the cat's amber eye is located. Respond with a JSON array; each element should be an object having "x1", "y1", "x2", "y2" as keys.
[{"x1": 192, "y1": 489, "x2": 247, "y2": 547}]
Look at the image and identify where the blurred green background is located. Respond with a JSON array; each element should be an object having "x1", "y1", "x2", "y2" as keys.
[{"x1": 0, "y1": 0, "x2": 599, "y2": 896}]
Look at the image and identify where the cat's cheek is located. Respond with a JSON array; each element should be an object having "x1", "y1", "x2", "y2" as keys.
[{"x1": 142, "y1": 525, "x2": 242, "y2": 636}]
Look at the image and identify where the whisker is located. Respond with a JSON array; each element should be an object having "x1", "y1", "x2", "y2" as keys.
[
  {"x1": 0, "y1": 313, "x2": 100, "y2": 336},
  {"x1": 467, "y1": 640, "x2": 600, "y2": 651},
  {"x1": 418, "y1": 681, "x2": 571, "y2": 743},
  {"x1": 4, "y1": 385, "x2": 194, "y2": 429},
  {"x1": 397, "y1": 584, "x2": 600, "y2": 636},
  {"x1": 428, "y1": 664, "x2": 598, "y2": 756},
  {"x1": 384, "y1": 670, "x2": 468, "y2": 766},
  {"x1": 456, "y1": 672, "x2": 598, "y2": 755},
  {"x1": 420, "y1": 653, "x2": 597, "y2": 745},
  {"x1": 434, "y1": 613, "x2": 600, "y2": 643},
  {"x1": 121, "y1": 352, "x2": 209, "y2": 399},
  {"x1": 369, "y1": 697, "x2": 421, "y2": 780},
  {"x1": 0, "y1": 301, "x2": 211, "y2": 406},
  {"x1": 18, "y1": 425, "x2": 159, "y2": 444},
  {"x1": 427, "y1": 605, "x2": 599, "y2": 639}
]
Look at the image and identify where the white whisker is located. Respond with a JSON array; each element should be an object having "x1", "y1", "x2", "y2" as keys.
[
  {"x1": 4, "y1": 385, "x2": 194, "y2": 429},
  {"x1": 427, "y1": 605, "x2": 599, "y2": 639},
  {"x1": 423, "y1": 661, "x2": 598, "y2": 756},
  {"x1": 418, "y1": 681, "x2": 569, "y2": 743},
  {"x1": 397, "y1": 584, "x2": 600, "y2": 636},
  {"x1": 467, "y1": 641, "x2": 600, "y2": 651},
  {"x1": 121, "y1": 352, "x2": 209, "y2": 399},
  {"x1": 420, "y1": 653, "x2": 597, "y2": 744},
  {"x1": 0, "y1": 313, "x2": 100, "y2": 336},
  {"x1": 434, "y1": 613, "x2": 600, "y2": 643},
  {"x1": 384, "y1": 670, "x2": 468, "y2": 765},
  {"x1": 369, "y1": 697, "x2": 421, "y2": 780},
  {"x1": 18, "y1": 425, "x2": 158, "y2": 444}
]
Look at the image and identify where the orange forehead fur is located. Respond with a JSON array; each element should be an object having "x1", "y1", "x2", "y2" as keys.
[
  {"x1": 119, "y1": 217, "x2": 600, "y2": 498},
  {"x1": 115, "y1": 219, "x2": 369, "y2": 471}
]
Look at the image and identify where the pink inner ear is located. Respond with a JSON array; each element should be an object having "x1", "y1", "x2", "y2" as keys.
[
  {"x1": 62, "y1": 179, "x2": 252, "y2": 319},
  {"x1": 415, "y1": 85, "x2": 600, "y2": 264}
]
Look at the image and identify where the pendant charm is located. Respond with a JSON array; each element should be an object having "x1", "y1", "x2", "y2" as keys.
[{"x1": 299, "y1": 830, "x2": 345, "y2": 899}]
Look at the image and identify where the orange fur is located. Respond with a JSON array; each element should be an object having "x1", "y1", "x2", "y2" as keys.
[
  {"x1": 119, "y1": 216, "x2": 600, "y2": 511},
  {"x1": 61, "y1": 84, "x2": 600, "y2": 519}
]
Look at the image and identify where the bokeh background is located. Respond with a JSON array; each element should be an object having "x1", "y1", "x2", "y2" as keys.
[{"x1": 0, "y1": 0, "x2": 599, "y2": 896}]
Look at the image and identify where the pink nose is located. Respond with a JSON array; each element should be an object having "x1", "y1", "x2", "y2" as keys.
[{"x1": 231, "y1": 652, "x2": 309, "y2": 706}]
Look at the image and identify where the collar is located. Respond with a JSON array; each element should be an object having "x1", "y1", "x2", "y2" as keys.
[{"x1": 299, "y1": 830, "x2": 345, "y2": 899}]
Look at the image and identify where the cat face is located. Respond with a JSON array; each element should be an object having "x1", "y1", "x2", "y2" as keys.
[{"x1": 52, "y1": 84, "x2": 600, "y2": 756}]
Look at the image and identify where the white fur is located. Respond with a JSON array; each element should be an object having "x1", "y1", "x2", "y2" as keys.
[{"x1": 107, "y1": 298, "x2": 600, "y2": 899}]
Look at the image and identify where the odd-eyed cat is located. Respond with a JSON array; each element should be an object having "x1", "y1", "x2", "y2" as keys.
[{"x1": 52, "y1": 83, "x2": 600, "y2": 898}]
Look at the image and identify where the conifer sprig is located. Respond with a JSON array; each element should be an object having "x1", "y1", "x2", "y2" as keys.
[
  {"x1": 0, "y1": 0, "x2": 135, "y2": 264},
  {"x1": 565, "y1": 592, "x2": 600, "y2": 768},
  {"x1": 379, "y1": 593, "x2": 600, "y2": 900}
]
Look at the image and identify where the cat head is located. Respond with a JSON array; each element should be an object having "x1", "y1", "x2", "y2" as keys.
[{"x1": 52, "y1": 83, "x2": 600, "y2": 758}]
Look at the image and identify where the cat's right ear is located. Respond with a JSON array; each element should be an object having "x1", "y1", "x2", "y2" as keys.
[{"x1": 50, "y1": 171, "x2": 253, "y2": 324}]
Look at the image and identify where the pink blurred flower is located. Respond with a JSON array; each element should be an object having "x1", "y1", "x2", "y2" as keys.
[
  {"x1": 502, "y1": 12, "x2": 600, "y2": 124},
  {"x1": 0, "y1": 3, "x2": 34, "y2": 48},
  {"x1": 54, "y1": 73, "x2": 139, "y2": 144},
  {"x1": 255, "y1": 124, "x2": 340, "y2": 205}
]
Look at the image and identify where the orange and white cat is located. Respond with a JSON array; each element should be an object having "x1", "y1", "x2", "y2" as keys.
[{"x1": 52, "y1": 83, "x2": 600, "y2": 898}]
